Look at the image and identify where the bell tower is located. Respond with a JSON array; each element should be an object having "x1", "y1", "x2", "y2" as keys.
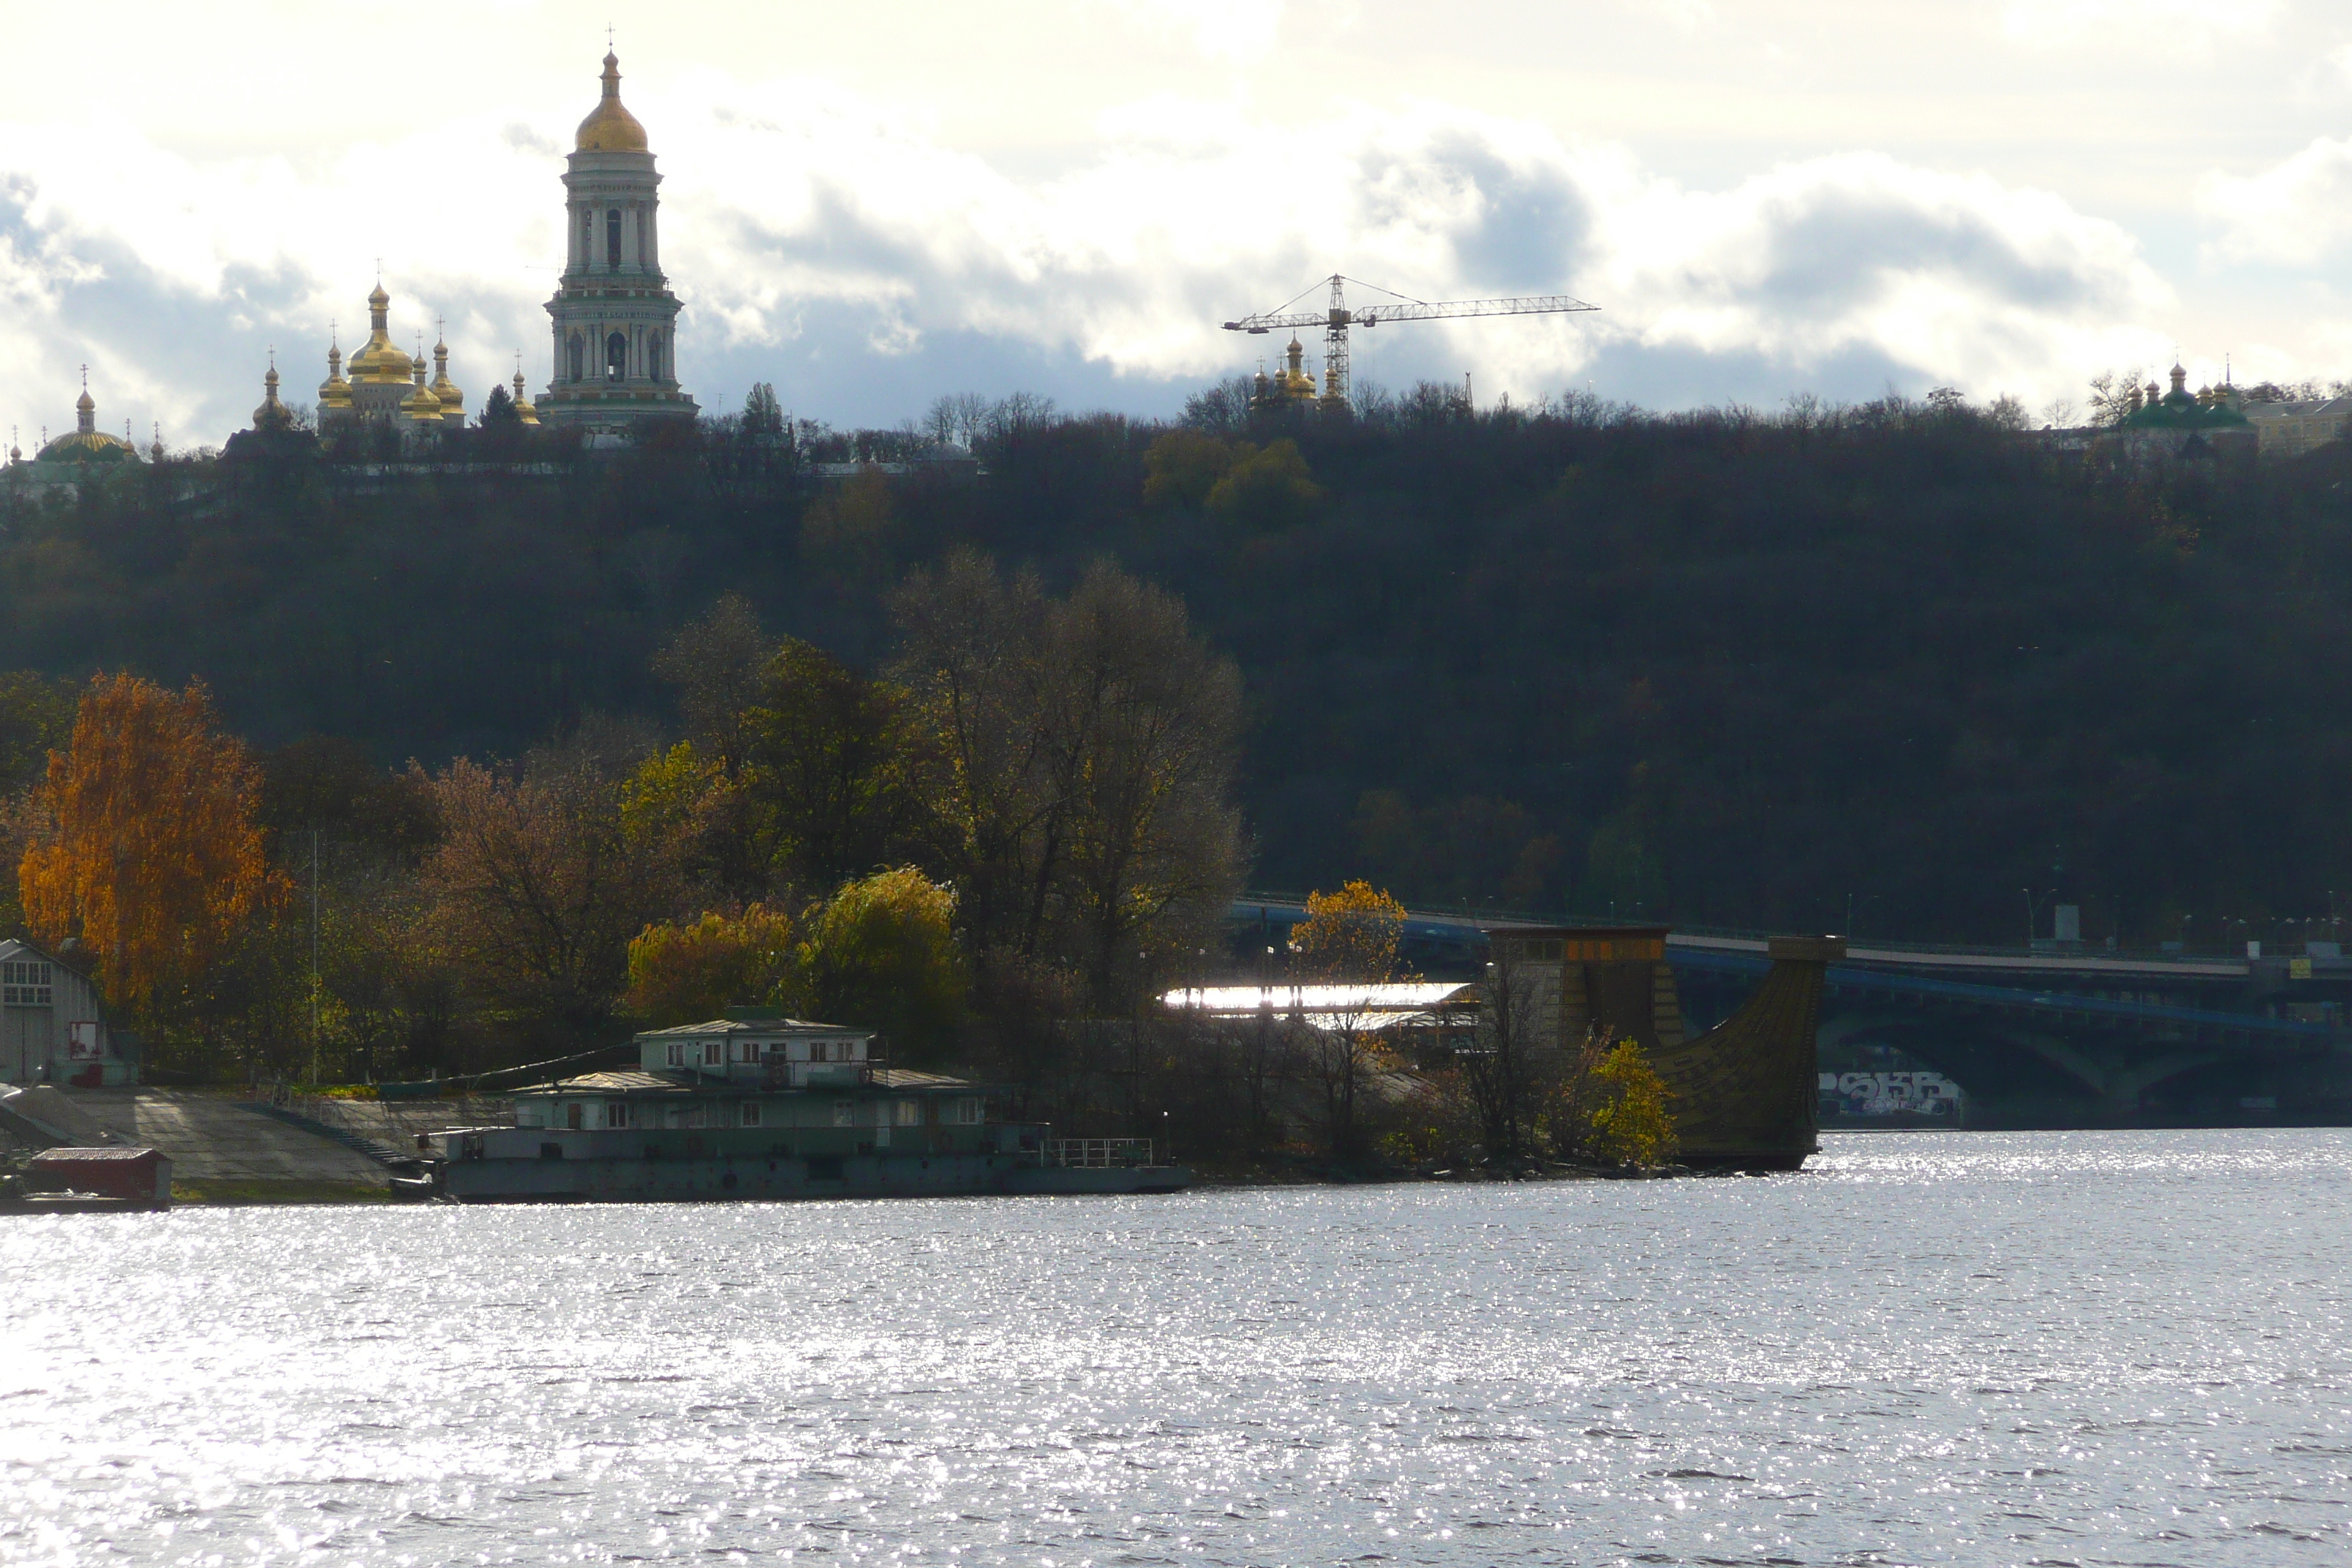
[{"x1": 540, "y1": 50, "x2": 698, "y2": 431}]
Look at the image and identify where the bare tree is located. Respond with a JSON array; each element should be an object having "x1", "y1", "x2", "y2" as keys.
[
  {"x1": 2087, "y1": 369, "x2": 2147, "y2": 429},
  {"x1": 1049, "y1": 564, "x2": 1247, "y2": 1006},
  {"x1": 652, "y1": 594, "x2": 776, "y2": 772},
  {"x1": 888, "y1": 552, "x2": 1247, "y2": 1011},
  {"x1": 889, "y1": 553, "x2": 1063, "y2": 960},
  {"x1": 417, "y1": 748, "x2": 678, "y2": 1041},
  {"x1": 1458, "y1": 948, "x2": 1541, "y2": 1169}
]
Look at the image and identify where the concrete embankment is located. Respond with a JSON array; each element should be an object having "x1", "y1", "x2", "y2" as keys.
[{"x1": 10, "y1": 1089, "x2": 395, "y2": 1204}]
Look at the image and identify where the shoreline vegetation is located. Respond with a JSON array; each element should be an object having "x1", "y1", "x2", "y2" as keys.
[{"x1": 8, "y1": 377, "x2": 2346, "y2": 1175}]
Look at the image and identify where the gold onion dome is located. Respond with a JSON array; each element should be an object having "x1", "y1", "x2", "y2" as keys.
[
  {"x1": 39, "y1": 375, "x2": 137, "y2": 464},
  {"x1": 401, "y1": 348, "x2": 442, "y2": 421},
  {"x1": 429, "y1": 334, "x2": 464, "y2": 421},
  {"x1": 510, "y1": 369, "x2": 540, "y2": 425},
  {"x1": 252, "y1": 360, "x2": 295, "y2": 431},
  {"x1": 575, "y1": 51, "x2": 648, "y2": 151},
  {"x1": 319, "y1": 337, "x2": 353, "y2": 410},
  {"x1": 346, "y1": 284, "x2": 415, "y2": 383}
]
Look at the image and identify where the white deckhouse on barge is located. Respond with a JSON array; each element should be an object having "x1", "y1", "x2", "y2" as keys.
[{"x1": 425, "y1": 1014, "x2": 1188, "y2": 1202}]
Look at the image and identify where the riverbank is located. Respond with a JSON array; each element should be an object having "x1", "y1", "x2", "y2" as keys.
[{"x1": 1, "y1": 1088, "x2": 397, "y2": 1203}]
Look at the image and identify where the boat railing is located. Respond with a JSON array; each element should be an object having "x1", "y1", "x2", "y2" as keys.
[{"x1": 1044, "y1": 1137, "x2": 1155, "y2": 1169}]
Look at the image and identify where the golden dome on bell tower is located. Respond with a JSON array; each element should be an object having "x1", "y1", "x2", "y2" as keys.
[{"x1": 575, "y1": 51, "x2": 649, "y2": 152}]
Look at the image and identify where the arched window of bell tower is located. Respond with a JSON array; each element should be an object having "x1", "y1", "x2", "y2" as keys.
[
  {"x1": 606, "y1": 331, "x2": 628, "y2": 383},
  {"x1": 649, "y1": 333, "x2": 663, "y2": 383},
  {"x1": 578, "y1": 210, "x2": 592, "y2": 266},
  {"x1": 568, "y1": 333, "x2": 585, "y2": 383},
  {"x1": 606, "y1": 209, "x2": 622, "y2": 269}
]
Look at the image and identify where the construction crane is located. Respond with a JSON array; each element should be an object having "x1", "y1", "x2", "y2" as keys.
[{"x1": 1223, "y1": 274, "x2": 1599, "y2": 410}]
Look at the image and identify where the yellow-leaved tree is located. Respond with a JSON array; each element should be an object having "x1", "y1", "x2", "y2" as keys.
[
  {"x1": 1291, "y1": 880, "x2": 1409, "y2": 1164},
  {"x1": 623, "y1": 904, "x2": 799, "y2": 1028},
  {"x1": 624, "y1": 870, "x2": 968, "y2": 1060},
  {"x1": 19, "y1": 674, "x2": 278, "y2": 1025},
  {"x1": 796, "y1": 867, "x2": 967, "y2": 1061},
  {"x1": 1583, "y1": 1039, "x2": 1678, "y2": 1167}
]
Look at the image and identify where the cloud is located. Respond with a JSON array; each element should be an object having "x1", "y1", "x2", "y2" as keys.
[
  {"x1": 1593, "y1": 153, "x2": 2169, "y2": 393},
  {"x1": 0, "y1": 80, "x2": 2179, "y2": 441},
  {"x1": 1998, "y1": 0, "x2": 2280, "y2": 48},
  {"x1": 1646, "y1": 0, "x2": 1716, "y2": 35},
  {"x1": 667, "y1": 88, "x2": 2168, "y2": 407},
  {"x1": 2200, "y1": 135, "x2": 2352, "y2": 267}
]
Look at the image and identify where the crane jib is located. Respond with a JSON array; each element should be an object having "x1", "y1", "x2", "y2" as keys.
[{"x1": 1218, "y1": 276, "x2": 1599, "y2": 403}]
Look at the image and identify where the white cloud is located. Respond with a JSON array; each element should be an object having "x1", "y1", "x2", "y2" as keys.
[
  {"x1": 2201, "y1": 135, "x2": 2352, "y2": 266},
  {"x1": 1646, "y1": 0, "x2": 1716, "y2": 35},
  {"x1": 662, "y1": 88, "x2": 2171, "y2": 405},
  {"x1": 1999, "y1": 0, "x2": 2278, "y2": 48},
  {"x1": 0, "y1": 78, "x2": 2187, "y2": 440}
]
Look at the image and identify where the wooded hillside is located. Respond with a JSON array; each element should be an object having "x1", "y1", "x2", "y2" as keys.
[{"x1": 8, "y1": 385, "x2": 2350, "y2": 950}]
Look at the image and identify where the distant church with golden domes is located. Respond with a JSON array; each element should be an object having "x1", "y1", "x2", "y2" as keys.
[
  {"x1": 3, "y1": 369, "x2": 159, "y2": 490},
  {"x1": 15, "y1": 48, "x2": 695, "y2": 465},
  {"x1": 312, "y1": 282, "x2": 501, "y2": 439},
  {"x1": 291, "y1": 48, "x2": 689, "y2": 444}
]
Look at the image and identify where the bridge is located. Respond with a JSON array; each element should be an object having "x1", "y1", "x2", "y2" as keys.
[{"x1": 1224, "y1": 898, "x2": 2352, "y2": 1127}]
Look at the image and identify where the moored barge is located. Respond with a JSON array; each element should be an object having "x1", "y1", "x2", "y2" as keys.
[{"x1": 424, "y1": 1015, "x2": 1190, "y2": 1202}]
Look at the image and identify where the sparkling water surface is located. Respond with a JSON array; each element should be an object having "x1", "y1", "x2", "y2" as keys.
[{"x1": 4, "y1": 1129, "x2": 2349, "y2": 1566}]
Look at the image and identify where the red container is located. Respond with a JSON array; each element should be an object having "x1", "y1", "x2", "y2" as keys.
[{"x1": 26, "y1": 1147, "x2": 173, "y2": 1208}]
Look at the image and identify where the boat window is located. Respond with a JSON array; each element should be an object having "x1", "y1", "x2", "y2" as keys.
[
  {"x1": 605, "y1": 1100, "x2": 630, "y2": 1128},
  {"x1": 894, "y1": 1099, "x2": 921, "y2": 1126},
  {"x1": 951, "y1": 1098, "x2": 981, "y2": 1126},
  {"x1": 666, "y1": 1041, "x2": 685, "y2": 1067},
  {"x1": 832, "y1": 1101, "x2": 853, "y2": 1127},
  {"x1": 740, "y1": 1101, "x2": 761, "y2": 1128},
  {"x1": 810, "y1": 1041, "x2": 829, "y2": 1063},
  {"x1": 703, "y1": 1041, "x2": 723, "y2": 1066},
  {"x1": 566, "y1": 1103, "x2": 584, "y2": 1131}
]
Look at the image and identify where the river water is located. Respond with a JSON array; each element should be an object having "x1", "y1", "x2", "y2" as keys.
[{"x1": 3, "y1": 1129, "x2": 2348, "y2": 1566}]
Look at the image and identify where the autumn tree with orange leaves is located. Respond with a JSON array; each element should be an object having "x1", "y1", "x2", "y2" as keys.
[{"x1": 18, "y1": 676, "x2": 281, "y2": 1026}]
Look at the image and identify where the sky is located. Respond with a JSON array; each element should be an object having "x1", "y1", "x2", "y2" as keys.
[{"x1": 4, "y1": 0, "x2": 2352, "y2": 447}]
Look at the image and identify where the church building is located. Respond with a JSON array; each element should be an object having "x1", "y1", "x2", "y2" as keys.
[
  {"x1": 540, "y1": 52, "x2": 697, "y2": 431},
  {"x1": 315, "y1": 284, "x2": 467, "y2": 439}
]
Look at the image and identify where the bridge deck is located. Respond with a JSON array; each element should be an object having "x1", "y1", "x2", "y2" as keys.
[{"x1": 1229, "y1": 897, "x2": 2341, "y2": 1049}]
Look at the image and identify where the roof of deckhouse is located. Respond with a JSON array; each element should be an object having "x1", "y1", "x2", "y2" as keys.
[{"x1": 527, "y1": 1067, "x2": 979, "y2": 1096}]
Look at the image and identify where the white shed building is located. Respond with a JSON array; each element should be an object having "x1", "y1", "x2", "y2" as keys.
[{"x1": 0, "y1": 938, "x2": 130, "y2": 1088}]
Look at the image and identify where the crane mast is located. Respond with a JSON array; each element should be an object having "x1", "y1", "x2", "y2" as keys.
[{"x1": 1222, "y1": 273, "x2": 1599, "y2": 410}]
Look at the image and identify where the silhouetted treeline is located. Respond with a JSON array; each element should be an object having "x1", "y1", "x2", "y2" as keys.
[{"x1": 7, "y1": 381, "x2": 2351, "y2": 950}]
